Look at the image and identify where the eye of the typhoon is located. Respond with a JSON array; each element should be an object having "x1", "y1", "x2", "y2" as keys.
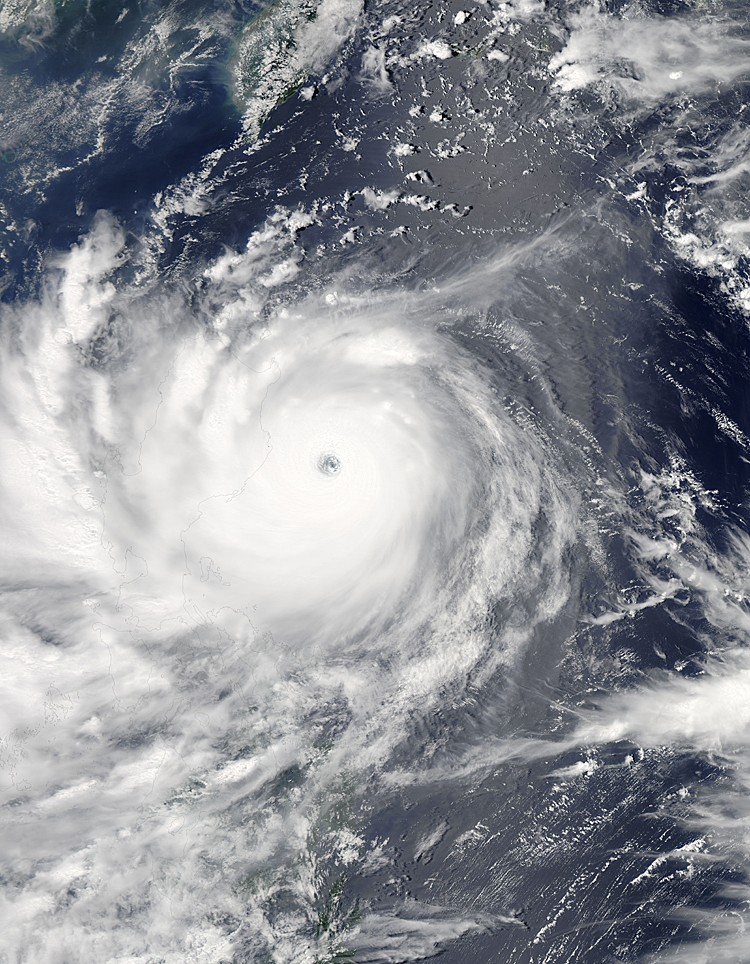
[{"x1": 317, "y1": 452, "x2": 341, "y2": 476}]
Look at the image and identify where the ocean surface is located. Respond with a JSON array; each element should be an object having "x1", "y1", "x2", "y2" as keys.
[{"x1": 1, "y1": 1, "x2": 750, "y2": 962}]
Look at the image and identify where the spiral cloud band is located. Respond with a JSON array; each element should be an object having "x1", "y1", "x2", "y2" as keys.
[{"x1": 126, "y1": 318, "x2": 487, "y2": 649}]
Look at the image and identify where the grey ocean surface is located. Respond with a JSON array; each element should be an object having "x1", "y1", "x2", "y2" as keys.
[{"x1": 1, "y1": 1, "x2": 750, "y2": 962}]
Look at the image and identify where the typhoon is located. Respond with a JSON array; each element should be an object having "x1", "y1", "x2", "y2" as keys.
[
  {"x1": 3, "y1": 0, "x2": 750, "y2": 962},
  {"x1": 0, "y1": 215, "x2": 578, "y2": 960}
]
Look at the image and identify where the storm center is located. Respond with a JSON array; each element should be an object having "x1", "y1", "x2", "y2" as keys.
[{"x1": 317, "y1": 453, "x2": 341, "y2": 476}]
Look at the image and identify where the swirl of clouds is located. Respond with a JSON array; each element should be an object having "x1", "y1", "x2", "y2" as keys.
[
  {"x1": 0, "y1": 212, "x2": 579, "y2": 961},
  {"x1": 4, "y1": 0, "x2": 750, "y2": 960}
]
